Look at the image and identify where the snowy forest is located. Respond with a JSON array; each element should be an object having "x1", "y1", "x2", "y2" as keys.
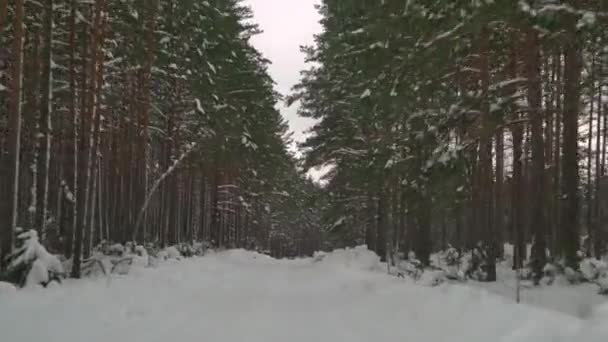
[
  {"x1": 2, "y1": 1, "x2": 608, "y2": 340},
  {"x1": 292, "y1": 0, "x2": 608, "y2": 284},
  {"x1": 0, "y1": 0, "x2": 324, "y2": 281}
]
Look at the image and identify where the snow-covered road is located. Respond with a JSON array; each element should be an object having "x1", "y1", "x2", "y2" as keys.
[{"x1": 1, "y1": 247, "x2": 607, "y2": 342}]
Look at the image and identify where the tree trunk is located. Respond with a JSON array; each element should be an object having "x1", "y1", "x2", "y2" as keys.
[
  {"x1": 479, "y1": 26, "x2": 496, "y2": 281},
  {"x1": 595, "y1": 58, "x2": 604, "y2": 258},
  {"x1": 510, "y1": 33, "x2": 525, "y2": 269},
  {"x1": 561, "y1": 28, "x2": 582, "y2": 268},
  {"x1": 35, "y1": 0, "x2": 54, "y2": 241},
  {"x1": 587, "y1": 54, "x2": 595, "y2": 255},
  {"x1": 553, "y1": 50, "x2": 563, "y2": 255},
  {"x1": 62, "y1": 0, "x2": 78, "y2": 258},
  {"x1": 376, "y1": 190, "x2": 387, "y2": 262},
  {"x1": 495, "y1": 125, "x2": 504, "y2": 251},
  {"x1": 525, "y1": 27, "x2": 546, "y2": 284},
  {"x1": 0, "y1": 0, "x2": 24, "y2": 270},
  {"x1": 544, "y1": 53, "x2": 555, "y2": 255},
  {"x1": 72, "y1": 0, "x2": 104, "y2": 278},
  {"x1": 365, "y1": 192, "x2": 376, "y2": 251}
]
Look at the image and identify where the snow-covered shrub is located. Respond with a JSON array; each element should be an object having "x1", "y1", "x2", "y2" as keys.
[
  {"x1": 460, "y1": 251, "x2": 473, "y2": 275},
  {"x1": 444, "y1": 247, "x2": 460, "y2": 266},
  {"x1": 317, "y1": 246, "x2": 382, "y2": 271},
  {"x1": 1, "y1": 230, "x2": 65, "y2": 288},
  {"x1": 107, "y1": 243, "x2": 126, "y2": 257},
  {"x1": 441, "y1": 247, "x2": 465, "y2": 280},
  {"x1": 124, "y1": 242, "x2": 135, "y2": 255},
  {"x1": 81, "y1": 257, "x2": 109, "y2": 277},
  {"x1": 178, "y1": 243, "x2": 195, "y2": 257},
  {"x1": 110, "y1": 257, "x2": 133, "y2": 275},
  {"x1": 134, "y1": 245, "x2": 148, "y2": 258},
  {"x1": 565, "y1": 267, "x2": 583, "y2": 284},
  {"x1": 312, "y1": 251, "x2": 327, "y2": 263},
  {"x1": 542, "y1": 262, "x2": 558, "y2": 285},
  {"x1": 468, "y1": 246, "x2": 489, "y2": 281},
  {"x1": 579, "y1": 258, "x2": 608, "y2": 282},
  {"x1": 164, "y1": 246, "x2": 181, "y2": 260},
  {"x1": 577, "y1": 258, "x2": 608, "y2": 294},
  {"x1": 156, "y1": 250, "x2": 168, "y2": 260},
  {"x1": 418, "y1": 270, "x2": 446, "y2": 287},
  {"x1": 395, "y1": 251, "x2": 424, "y2": 280},
  {"x1": 192, "y1": 241, "x2": 211, "y2": 256}
]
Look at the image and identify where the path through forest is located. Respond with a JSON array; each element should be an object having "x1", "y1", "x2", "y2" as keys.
[{"x1": 1, "y1": 248, "x2": 606, "y2": 342}]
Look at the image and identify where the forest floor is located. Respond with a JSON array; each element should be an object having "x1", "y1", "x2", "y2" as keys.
[{"x1": 1, "y1": 247, "x2": 607, "y2": 342}]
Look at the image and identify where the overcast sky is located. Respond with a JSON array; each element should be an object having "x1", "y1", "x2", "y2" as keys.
[{"x1": 244, "y1": 0, "x2": 322, "y2": 147}]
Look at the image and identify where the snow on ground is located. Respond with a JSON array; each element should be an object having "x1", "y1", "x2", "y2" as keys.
[
  {"x1": 1, "y1": 246, "x2": 607, "y2": 342},
  {"x1": 472, "y1": 264, "x2": 608, "y2": 319}
]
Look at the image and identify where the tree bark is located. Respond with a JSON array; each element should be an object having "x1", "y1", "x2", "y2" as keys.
[
  {"x1": 0, "y1": 0, "x2": 24, "y2": 270},
  {"x1": 553, "y1": 50, "x2": 563, "y2": 254},
  {"x1": 479, "y1": 26, "x2": 496, "y2": 281},
  {"x1": 35, "y1": 0, "x2": 54, "y2": 241},
  {"x1": 594, "y1": 53, "x2": 603, "y2": 258},
  {"x1": 525, "y1": 26, "x2": 546, "y2": 284},
  {"x1": 72, "y1": 0, "x2": 104, "y2": 278},
  {"x1": 561, "y1": 27, "x2": 582, "y2": 268},
  {"x1": 376, "y1": 190, "x2": 387, "y2": 262}
]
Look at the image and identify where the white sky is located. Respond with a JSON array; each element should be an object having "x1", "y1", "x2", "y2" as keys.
[{"x1": 244, "y1": 0, "x2": 322, "y2": 147}]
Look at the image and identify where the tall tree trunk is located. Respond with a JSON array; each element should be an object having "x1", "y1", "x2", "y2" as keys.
[
  {"x1": 72, "y1": 0, "x2": 104, "y2": 278},
  {"x1": 561, "y1": 27, "x2": 582, "y2": 268},
  {"x1": 553, "y1": 50, "x2": 563, "y2": 254},
  {"x1": 544, "y1": 53, "x2": 555, "y2": 255},
  {"x1": 495, "y1": 112, "x2": 505, "y2": 254},
  {"x1": 416, "y1": 192, "x2": 432, "y2": 266},
  {"x1": 587, "y1": 54, "x2": 595, "y2": 254},
  {"x1": 602, "y1": 100, "x2": 607, "y2": 178},
  {"x1": 595, "y1": 64, "x2": 603, "y2": 258},
  {"x1": 525, "y1": 27, "x2": 546, "y2": 284},
  {"x1": 479, "y1": 26, "x2": 496, "y2": 281},
  {"x1": 26, "y1": 32, "x2": 42, "y2": 230},
  {"x1": 0, "y1": 0, "x2": 24, "y2": 270},
  {"x1": 35, "y1": 0, "x2": 54, "y2": 241},
  {"x1": 62, "y1": 0, "x2": 78, "y2": 258}
]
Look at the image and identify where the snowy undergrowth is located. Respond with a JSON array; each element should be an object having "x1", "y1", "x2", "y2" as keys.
[
  {"x1": 456, "y1": 245, "x2": 608, "y2": 318},
  {"x1": 0, "y1": 230, "x2": 64, "y2": 288}
]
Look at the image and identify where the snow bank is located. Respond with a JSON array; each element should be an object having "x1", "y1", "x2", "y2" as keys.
[
  {"x1": 0, "y1": 282, "x2": 17, "y2": 293},
  {"x1": 313, "y1": 246, "x2": 382, "y2": 271}
]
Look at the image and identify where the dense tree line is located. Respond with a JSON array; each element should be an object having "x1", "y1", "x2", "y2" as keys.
[
  {"x1": 293, "y1": 0, "x2": 607, "y2": 281},
  {"x1": 0, "y1": 0, "x2": 323, "y2": 278}
]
